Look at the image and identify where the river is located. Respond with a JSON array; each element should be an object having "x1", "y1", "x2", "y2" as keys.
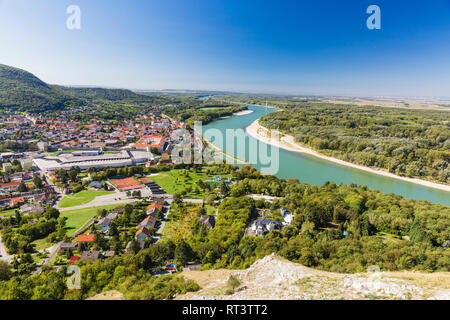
[{"x1": 202, "y1": 105, "x2": 450, "y2": 206}]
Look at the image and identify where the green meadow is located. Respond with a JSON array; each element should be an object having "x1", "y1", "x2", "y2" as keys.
[
  {"x1": 58, "y1": 190, "x2": 114, "y2": 208},
  {"x1": 61, "y1": 204, "x2": 122, "y2": 236},
  {"x1": 149, "y1": 168, "x2": 230, "y2": 198}
]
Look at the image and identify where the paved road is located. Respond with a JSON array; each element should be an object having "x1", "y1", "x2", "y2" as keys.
[
  {"x1": 70, "y1": 217, "x2": 96, "y2": 238},
  {"x1": 56, "y1": 190, "x2": 131, "y2": 210},
  {"x1": 32, "y1": 242, "x2": 61, "y2": 276},
  {"x1": 182, "y1": 198, "x2": 204, "y2": 204},
  {"x1": 153, "y1": 208, "x2": 170, "y2": 243},
  {"x1": 58, "y1": 198, "x2": 138, "y2": 212},
  {"x1": 57, "y1": 189, "x2": 172, "y2": 212}
]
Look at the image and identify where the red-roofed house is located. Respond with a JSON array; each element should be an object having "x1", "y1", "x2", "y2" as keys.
[
  {"x1": 69, "y1": 256, "x2": 80, "y2": 263},
  {"x1": 10, "y1": 197, "x2": 25, "y2": 206},
  {"x1": 76, "y1": 234, "x2": 96, "y2": 243},
  {"x1": 135, "y1": 227, "x2": 152, "y2": 240},
  {"x1": 0, "y1": 181, "x2": 21, "y2": 192},
  {"x1": 137, "y1": 215, "x2": 157, "y2": 230},
  {"x1": 132, "y1": 135, "x2": 166, "y2": 153},
  {"x1": 146, "y1": 203, "x2": 163, "y2": 216}
]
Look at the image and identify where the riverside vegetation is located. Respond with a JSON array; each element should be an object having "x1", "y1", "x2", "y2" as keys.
[
  {"x1": 1, "y1": 65, "x2": 449, "y2": 299},
  {"x1": 0, "y1": 164, "x2": 448, "y2": 300},
  {"x1": 257, "y1": 102, "x2": 449, "y2": 184}
]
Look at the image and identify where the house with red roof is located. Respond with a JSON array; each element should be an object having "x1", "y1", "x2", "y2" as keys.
[
  {"x1": 76, "y1": 234, "x2": 96, "y2": 243},
  {"x1": 137, "y1": 215, "x2": 157, "y2": 230},
  {"x1": 146, "y1": 203, "x2": 163, "y2": 216},
  {"x1": 10, "y1": 196, "x2": 25, "y2": 206},
  {"x1": 0, "y1": 180, "x2": 21, "y2": 192},
  {"x1": 69, "y1": 256, "x2": 80, "y2": 263},
  {"x1": 132, "y1": 135, "x2": 166, "y2": 153},
  {"x1": 135, "y1": 227, "x2": 152, "y2": 240}
]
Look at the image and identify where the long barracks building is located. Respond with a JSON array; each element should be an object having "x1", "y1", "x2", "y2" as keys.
[{"x1": 33, "y1": 150, "x2": 155, "y2": 172}]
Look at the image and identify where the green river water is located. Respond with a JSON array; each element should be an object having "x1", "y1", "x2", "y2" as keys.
[{"x1": 202, "y1": 105, "x2": 450, "y2": 206}]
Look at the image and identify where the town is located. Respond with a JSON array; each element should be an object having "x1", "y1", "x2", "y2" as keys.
[
  {"x1": 0, "y1": 109, "x2": 294, "y2": 279},
  {"x1": 1, "y1": 0, "x2": 449, "y2": 304}
]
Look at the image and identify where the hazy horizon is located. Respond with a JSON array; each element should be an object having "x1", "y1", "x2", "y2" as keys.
[{"x1": 1, "y1": 0, "x2": 450, "y2": 98}]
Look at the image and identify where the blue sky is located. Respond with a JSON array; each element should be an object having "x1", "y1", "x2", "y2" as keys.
[{"x1": 0, "y1": 0, "x2": 449, "y2": 97}]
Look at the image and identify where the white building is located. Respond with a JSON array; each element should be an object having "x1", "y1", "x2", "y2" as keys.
[
  {"x1": 2, "y1": 163, "x2": 12, "y2": 173},
  {"x1": 33, "y1": 150, "x2": 155, "y2": 172},
  {"x1": 37, "y1": 142, "x2": 48, "y2": 151},
  {"x1": 281, "y1": 208, "x2": 294, "y2": 225},
  {"x1": 20, "y1": 159, "x2": 33, "y2": 170}
]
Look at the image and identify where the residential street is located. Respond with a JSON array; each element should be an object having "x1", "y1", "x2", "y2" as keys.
[
  {"x1": 153, "y1": 208, "x2": 170, "y2": 243},
  {"x1": 57, "y1": 189, "x2": 172, "y2": 211},
  {"x1": 32, "y1": 242, "x2": 61, "y2": 276},
  {"x1": 0, "y1": 193, "x2": 199, "y2": 267},
  {"x1": 58, "y1": 198, "x2": 138, "y2": 212}
]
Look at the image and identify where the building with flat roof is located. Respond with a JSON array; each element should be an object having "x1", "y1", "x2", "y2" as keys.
[{"x1": 33, "y1": 150, "x2": 154, "y2": 172}]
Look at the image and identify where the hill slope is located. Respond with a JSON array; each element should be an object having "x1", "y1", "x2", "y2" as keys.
[
  {"x1": 0, "y1": 64, "x2": 168, "y2": 113},
  {"x1": 54, "y1": 86, "x2": 163, "y2": 104},
  {"x1": 0, "y1": 64, "x2": 84, "y2": 112},
  {"x1": 177, "y1": 254, "x2": 450, "y2": 300}
]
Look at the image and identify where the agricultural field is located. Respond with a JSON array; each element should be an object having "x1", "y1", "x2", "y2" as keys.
[{"x1": 58, "y1": 190, "x2": 114, "y2": 208}]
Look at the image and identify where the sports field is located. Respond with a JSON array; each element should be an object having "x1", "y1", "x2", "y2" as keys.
[{"x1": 109, "y1": 177, "x2": 143, "y2": 191}]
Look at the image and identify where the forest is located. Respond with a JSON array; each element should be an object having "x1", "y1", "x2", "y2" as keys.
[
  {"x1": 151, "y1": 165, "x2": 450, "y2": 274},
  {"x1": 0, "y1": 64, "x2": 84, "y2": 113},
  {"x1": 0, "y1": 248, "x2": 199, "y2": 300},
  {"x1": 0, "y1": 64, "x2": 175, "y2": 116},
  {"x1": 0, "y1": 164, "x2": 449, "y2": 299},
  {"x1": 163, "y1": 100, "x2": 248, "y2": 125}
]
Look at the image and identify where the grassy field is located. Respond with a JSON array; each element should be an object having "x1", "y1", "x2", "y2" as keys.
[
  {"x1": 59, "y1": 190, "x2": 114, "y2": 208},
  {"x1": 31, "y1": 237, "x2": 53, "y2": 251},
  {"x1": 161, "y1": 202, "x2": 202, "y2": 241},
  {"x1": 149, "y1": 168, "x2": 230, "y2": 198},
  {"x1": 61, "y1": 204, "x2": 122, "y2": 235},
  {"x1": 0, "y1": 208, "x2": 19, "y2": 216},
  {"x1": 49, "y1": 150, "x2": 77, "y2": 156}
]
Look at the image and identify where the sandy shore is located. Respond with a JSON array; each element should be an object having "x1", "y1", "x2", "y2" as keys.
[
  {"x1": 245, "y1": 119, "x2": 450, "y2": 193},
  {"x1": 233, "y1": 110, "x2": 254, "y2": 116},
  {"x1": 193, "y1": 130, "x2": 249, "y2": 165},
  {"x1": 220, "y1": 110, "x2": 254, "y2": 119}
]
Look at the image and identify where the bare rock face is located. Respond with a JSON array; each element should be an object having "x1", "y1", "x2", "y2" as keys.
[{"x1": 180, "y1": 254, "x2": 450, "y2": 300}]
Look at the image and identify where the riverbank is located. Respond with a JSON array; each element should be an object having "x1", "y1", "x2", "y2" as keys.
[
  {"x1": 193, "y1": 130, "x2": 249, "y2": 165},
  {"x1": 246, "y1": 119, "x2": 450, "y2": 193},
  {"x1": 233, "y1": 110, "x2": 254, "y2": 116},
  {"x1": 219, "y1": 109, "x2": 254, "y2": 119}
]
